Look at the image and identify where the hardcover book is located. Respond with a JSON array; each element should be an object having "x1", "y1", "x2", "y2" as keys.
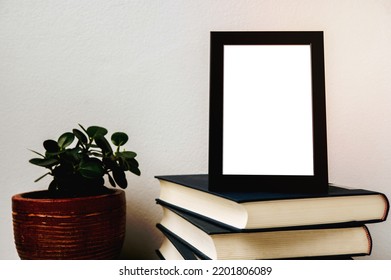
[
  {"x1": 156, "y1": 235, "x2": 200, "y2": 260},
  {"x1": 157, "y1": 228, "x2": 354, "y2": 260},
  {"x1": 156, "y1": 174, "x2": 389, "y2": 230},
  {"x1": 157, "y1": 204, "x2": 372, "y2": 260}
]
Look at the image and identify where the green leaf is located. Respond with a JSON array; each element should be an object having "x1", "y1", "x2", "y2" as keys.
[
  {"x1": 29, "y1": 149, "x2": 45, "y2": 158},
  {"x1": 117, "y1": 151, "x2": 137, "y2": 159},
  {"x1": 34, "y1": 172, "x2": 51, "y2": 182},
  {"x1": 86, "y1": 126, "x2": 108, "y2": 139},
  {"x1": 72, "y1": 128, "x2": 88, "y2": 145},
  {"x1": 43, "y1": 140, "x2": 59, "y2": 153},
  {"x1": 126, "y1": 157, "x2": 139, "y2": 168},
  {"x1": 78, "y1": 159, "x2": 104, "y2": 179},
  {"x1": 58, "y1": 132, "x2": 75, "y2": 149},
  {"x1": 112, "y1": 167, "x2": 127, "y2": 189},
  {"x1": 129, "y1": 159, "x2": 141, "y2": 176},
  {"x1": 102, "y1": 157, "x2": 117, "y2": 170},
  {"x1": 62, "y1": 147, "x2": 83, "y2": 162},
  {"x1": 128, "y1": 165, "x2": 141, "y2": 176},
  {"x1": 111, "y1": 132, "x2": 129, "y2": 147},
  {"x1": 29, "y1": 158, "x2": 59, "y2": 168},
  {"x1": 94, "y1": 135, "x2": 113, "y2": 155},
  {"x1": 123, "y1": 158, "x2": 141, "y2": 176},
  {"x1": 107, "y1": 173, "x2": 116, "y2": 187},
  {"x1": 78, "y1": 124, "x2": 89, "y2": 135},
  {"x1": 48, "y1": 180, "x2": 59, "y2": 192}
]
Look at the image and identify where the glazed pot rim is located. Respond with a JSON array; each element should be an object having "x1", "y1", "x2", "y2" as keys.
[{"x1": 12, "y1": 188, "x2": 124, "y2": 202}]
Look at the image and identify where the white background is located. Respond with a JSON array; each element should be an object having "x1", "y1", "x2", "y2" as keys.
[{"x1": 1, "y1": 0, "x2": 391, "y2": 260}]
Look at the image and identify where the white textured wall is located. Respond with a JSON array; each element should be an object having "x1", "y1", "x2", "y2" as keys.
[{"x1": 1, "y1": 0, "x2": 390, "y2": 259}]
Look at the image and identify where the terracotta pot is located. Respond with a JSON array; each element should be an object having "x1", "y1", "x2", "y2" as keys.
[{"x1": 12, "y1": 189, "x2": 126, "y2": 260}]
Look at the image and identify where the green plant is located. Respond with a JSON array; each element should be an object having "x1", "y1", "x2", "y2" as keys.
[{"x1": 29, "y1": 124, "x2": 140, "y2": 197}]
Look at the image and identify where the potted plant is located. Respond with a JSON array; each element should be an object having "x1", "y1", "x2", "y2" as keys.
[{"x1": 12, "y1": 124, "x2": 140, "y2": 259}]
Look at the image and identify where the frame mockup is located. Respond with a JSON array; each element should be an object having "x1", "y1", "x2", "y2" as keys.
[{"x1": 208, "y1": 31, "x2": 328, "y2": 193}]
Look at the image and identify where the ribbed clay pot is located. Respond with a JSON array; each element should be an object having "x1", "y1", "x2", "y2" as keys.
[{"x1": 12, "y1": 189, "x2": 126, "y2": 260}]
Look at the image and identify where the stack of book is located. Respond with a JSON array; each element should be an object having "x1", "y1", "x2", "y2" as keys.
[{"x1": 155, "y1": 175, "x2": 389, "y2": 260}]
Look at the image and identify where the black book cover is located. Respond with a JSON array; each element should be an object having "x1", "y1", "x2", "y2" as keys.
[
  {"x1": 158, "y1": 199, "x2": 372, "y2": 233},
  {"x1": 157, "y1": 229, "x2": 200, "y2": 260},
  {"x1": 156, "y1": 198, "x2": 372, "y2": 232},
  {"x1": 156, "y1": 174, "x2": 389, "y2": 204}
]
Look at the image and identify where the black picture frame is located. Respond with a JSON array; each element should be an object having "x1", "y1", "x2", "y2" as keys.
[{"x1": 208, "y1": 31, "x2": 328, "y2": 193}]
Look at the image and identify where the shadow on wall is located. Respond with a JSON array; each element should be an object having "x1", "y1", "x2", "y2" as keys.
[{"x1": 121, "y1": 202, "x2": 162, "y2": 260}]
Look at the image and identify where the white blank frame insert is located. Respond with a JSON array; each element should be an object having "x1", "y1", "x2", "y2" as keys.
[
  {"x1": 223, "y1": 45, "x2": 314, "y2": 176},
  {"x1": 209, "y1": 31, "x2": 328, "y2": 193}
]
